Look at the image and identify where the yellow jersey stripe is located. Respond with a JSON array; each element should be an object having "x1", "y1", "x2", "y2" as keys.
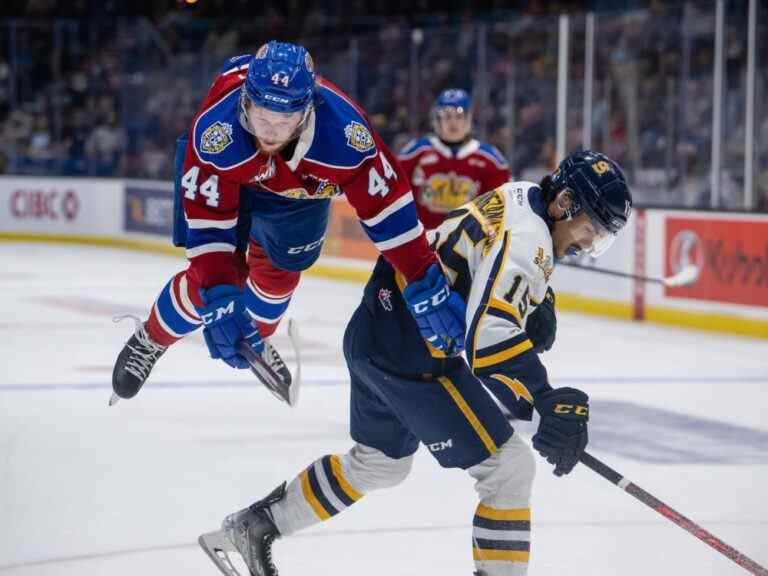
[
  {"x1": 471, "y1": 233, "x2": 511, "y2": 365},
  {"x1": 300, "y1": 469, "x2": 332, "y2": 521},
  {"x1": 473, "y1": 339, "x2": 533, "y2": 369},
  {"x1": 473, "y1": 548, "x2": 530, "y2": 563},
  {"x1": 437, "y1": 376, "x2": 498, "y2": 455},
  {"x1": 476, "y1": 505, "x2": 531, "y2": 521},
  {"x1": 329, "y1": 455, "x2": 363, "y2": 502},
  {"x1": 488, "y1": 297, "x2": 523, "y2": 325},
  {"x1": 489, "y1": 374, "x2": 534, "y2": 404}
]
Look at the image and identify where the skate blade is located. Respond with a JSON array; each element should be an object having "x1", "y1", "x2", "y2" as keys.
[
  {"x1": 199, "y1": 530, "x2": 248, "y2": 576},
  {"x1": 236, "y1": 319, "x2": 302, "y2": 407}
]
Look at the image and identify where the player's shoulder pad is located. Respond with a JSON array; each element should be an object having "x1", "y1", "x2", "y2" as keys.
[
  {"x1": 304, "y1": 80, "x2": 379, "y2": 169},
  {"x1": 399, "y1": 137, "x2": 432, "y2": 159},
  {"x1": 219, "y1": 54, "x2": 252, "y2": 76},
  {"x1": 477, "y1": 142, "x2": 509, "y2": 168},
  {"x1": 498, "y1": 181, "x2": 554, "y2": 282},
  {"x1": 192, "y1": 85, "x2": 257, "y2": 171}
]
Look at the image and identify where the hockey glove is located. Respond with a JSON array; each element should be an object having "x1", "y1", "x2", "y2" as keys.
[
  {"x1": 532, "y1": 387, "x2": 589, "y2": 476},
  {"x1": 526, "y1": 287, "x2": 556, "y2": 353},
  {"x1": 197, "y1": 284, "x2": 263, "y2": 369},
  {"x1": 403, "y1": 263, "x2": 467, "y2": 356}
]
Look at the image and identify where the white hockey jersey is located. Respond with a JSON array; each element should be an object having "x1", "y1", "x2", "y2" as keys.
[{"x1": 430, "y1": 181, "x2": 555, "y2": 419}]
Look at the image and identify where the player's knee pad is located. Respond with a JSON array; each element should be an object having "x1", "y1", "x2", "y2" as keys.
[
  {"x1": 342, "y1": 442, "x2": 413, "y2": 493},
  {"x1": 468, "y1": 432, "x2": 535, "y2": 507}
]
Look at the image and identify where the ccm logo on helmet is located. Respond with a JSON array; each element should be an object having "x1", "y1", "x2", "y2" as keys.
[
  {"x1": 412, "y1": 285, "x2": 449, "y2": 314},
  {"x1": 287, "y1": 237, "x2": 325, "y2": 254}
]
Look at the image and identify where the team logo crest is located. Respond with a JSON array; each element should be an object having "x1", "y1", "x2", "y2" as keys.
[
  {"x1": 378, "y1": 288, "x2": 393, "y2": 312},
  {"x1": 423, "y1": 172, "x2": 479, "y2": 213},
  {"x1": 344, "y1": 121, "x2": 375, "y2": 153},
  {"x1": 305, "y1": 52, "x2": 314, "y2": 73},
  {"x1": 200, "y1": 121, "x2": 233, "y2": 154},
  {"x1": 591, "y1": 160, "x2": 613, "y2": 175},
  {"x1": 534, "y1": 246, "x2": 554, "y2": 281}
]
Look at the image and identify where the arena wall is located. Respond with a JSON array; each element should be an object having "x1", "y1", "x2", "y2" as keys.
[{"x1": 1, "y1": 176, "x2": 765, "y2": 338}]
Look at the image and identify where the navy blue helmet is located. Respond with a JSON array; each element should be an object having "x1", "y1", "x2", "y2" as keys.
[
  {"x1": 549, "y1": 150, "x2": 632, "y2": 235},
  {"x1": 243, "y1": 41, "x2": 316, "y2": 114}
]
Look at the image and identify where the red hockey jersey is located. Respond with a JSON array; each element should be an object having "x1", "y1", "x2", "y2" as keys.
[
  {"x1": 398, "y1": 136, "x2": 510, "y2": 230},
  {"x1": 181, "y1": 55, "x2": 435, "y2": 288}
]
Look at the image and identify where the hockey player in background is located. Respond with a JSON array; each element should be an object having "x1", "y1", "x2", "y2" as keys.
[
  {"x1": 199, "y1": 150, "x2": 633, "y2": 576},
  {"x1": 399, "y1": 89, "x2": 510, "y2": 231},
  {"x1": 110, "y1": 41, "x2": 466, "y2": 402}
]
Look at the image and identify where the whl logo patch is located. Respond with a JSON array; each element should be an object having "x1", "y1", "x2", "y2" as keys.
[{"x1": 378, "y1": 288, "x2": 393, "y2": 312}]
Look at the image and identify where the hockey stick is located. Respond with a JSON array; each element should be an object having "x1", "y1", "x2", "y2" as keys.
[
  {"x1": 579, "y1": 451, "x2": 768, "y2": 575},
  {"x1": 559, "y1": 262, "x2": 698, "y2": 287}
]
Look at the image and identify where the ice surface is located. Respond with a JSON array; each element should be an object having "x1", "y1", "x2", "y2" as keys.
[{"x1": 0, "y1": 243, "x2": 766, "y2": 575}]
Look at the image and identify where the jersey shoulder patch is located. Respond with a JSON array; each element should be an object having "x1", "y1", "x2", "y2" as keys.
[
  {"x1": 304, "y1": 81, "x2": 379, "y2": 169},
  {"x1": 192, "y1": 86, "x2": 257, "y2": 171},
  {"x1": 399, "y1": 137, "x2": 432, "y2": 158},
  {"x1": 477, "y1": 142, "x2": 509, "y2": 168}
]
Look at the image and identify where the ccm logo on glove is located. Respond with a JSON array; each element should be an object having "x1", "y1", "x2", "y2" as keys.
[
  {"x1": 554, "y1": 403, "x2": 588, "y2": 416},
  {"x1": 412, "y1": 285, "x2": 449, "y2": 314},
  {"x1": 200, "y1": 301, "x2": 235, "y2": 325}
]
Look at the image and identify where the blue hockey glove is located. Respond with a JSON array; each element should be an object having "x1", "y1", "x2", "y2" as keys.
[
  {"x1": 403, "y1": 263, "x2": 466, "y2": 356},
  {"x1": 532, "y1": 387, "x2": 589, "y2": 477},
  {"x1": 197, "y1": 284, "x2": 263, "y2": 369}
]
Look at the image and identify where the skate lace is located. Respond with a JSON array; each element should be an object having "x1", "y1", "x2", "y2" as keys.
[
  {"x1": 263, "y1": 341, "x2": 285, "y2": 373},
  {"x1": 263, "y1": 531, "x2": 278, "y2": 575},
  {"x1": 114, "y1": 315, "x2": 166, "y2": 380}
]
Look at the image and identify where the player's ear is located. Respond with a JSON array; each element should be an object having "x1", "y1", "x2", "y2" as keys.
[{"x1": 548, "y1": 189, "x2": 573, "y2": 218}]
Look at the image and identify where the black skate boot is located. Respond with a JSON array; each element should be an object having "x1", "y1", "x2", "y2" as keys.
[
  {"x1": 199, "y1": 483, "x2": 286, "y2": 576},
  {"x1": 111, "y1": 315, "x2": 167, "y2": 403}
]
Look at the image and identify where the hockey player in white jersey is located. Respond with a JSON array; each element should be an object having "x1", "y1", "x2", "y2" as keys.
[{"x1": 198, "y1": 150, "x2": 632, "y2": 576}]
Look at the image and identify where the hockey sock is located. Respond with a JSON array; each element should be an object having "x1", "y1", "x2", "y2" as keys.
[
  {"x1": 269, "y1": 454, "x2": 364, "y2": 536},
  {"x1": 147, "y1": 271, "x2": 202, "y2": 346}
]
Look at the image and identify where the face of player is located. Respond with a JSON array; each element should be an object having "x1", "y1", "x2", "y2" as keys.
[
  {"x1": 549, "y1": 192, "x2": 616, "y2": 259},
  {"x1": 246, "y1": 103, "x2": 305, "y2": 153},
  {"x1": 435, "y1": 108, "x2": 471, "y2": 143}
]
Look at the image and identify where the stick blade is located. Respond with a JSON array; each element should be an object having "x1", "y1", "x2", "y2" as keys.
[{"x1": 663, "y1": 264, "x2": 699, "y2": 287}]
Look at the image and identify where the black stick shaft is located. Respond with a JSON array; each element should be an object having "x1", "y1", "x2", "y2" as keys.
[
  {"x1": 559, "y1": 261, "x2": 664, "y2": 284},
  {"x1": 579, "y1": 452, "x2": 768, "y2": 576}
]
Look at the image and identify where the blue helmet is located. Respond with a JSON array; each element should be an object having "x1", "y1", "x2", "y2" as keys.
[
  {"x1": 549, "y1": 150, "x2": 632, "y2": 235},
  {"x1": 434, "y1": 88, "x2": 471, "y2": 112},
  {"x1": 243, "y1": 41, "x2": 316, "y2": 114}
]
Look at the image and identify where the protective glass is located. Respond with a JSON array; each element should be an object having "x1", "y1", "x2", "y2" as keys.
[{"x1": 580, "y1": 213, "x2": 616, "y2": 257}]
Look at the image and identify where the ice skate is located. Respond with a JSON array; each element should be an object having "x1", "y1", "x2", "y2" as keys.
[
  {"x1": 110, "y1": 315, "x2": 167, "y2": 404},
  {"x1": 199, "y1": 483, "x2": 286, "y2": 576},
  {"x1": 238, "y1": 319, "x2": 302, "y2": 406}
]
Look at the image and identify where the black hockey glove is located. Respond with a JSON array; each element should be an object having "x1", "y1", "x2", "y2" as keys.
[
  {"x1": 532, "y1": 387, "x2": 588, "y2": 476},
  {"x1": 526, "y1": 287, "x2": 556, "y2": 353}
]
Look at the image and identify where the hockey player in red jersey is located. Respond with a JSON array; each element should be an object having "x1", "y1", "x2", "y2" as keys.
[
  {"x1": 110, "y1": 41, "x2": 466, "y2": 402},
  {"x1": 398, "y1": 89, "x2": 510, "y2": 230}
]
